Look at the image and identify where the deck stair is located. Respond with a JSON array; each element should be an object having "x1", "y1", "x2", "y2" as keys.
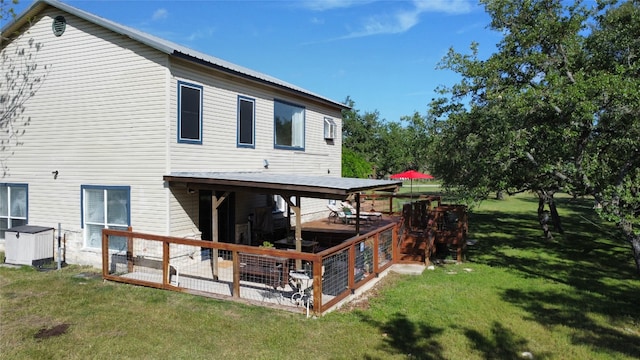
[{"x1": 399, "y1": 231, "x2": 428, "y2": 262}]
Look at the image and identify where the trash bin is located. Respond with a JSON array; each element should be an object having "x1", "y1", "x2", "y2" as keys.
[{"x1": 4, "y1": 225, "x2": 54, "y2": 266}]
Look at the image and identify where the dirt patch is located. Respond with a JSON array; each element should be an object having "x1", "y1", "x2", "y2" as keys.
[{"x1": 34, "y1": 323, "x2": 70, "y2": 340}]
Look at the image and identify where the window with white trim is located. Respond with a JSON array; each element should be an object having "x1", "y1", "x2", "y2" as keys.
[
  {"x1": 324, "y1": 117, "x2": 337, "y2": 140},
  {"x1": 82, "y1": 186, "x2": 130, "y2": 250},
  {"x1": 178, "y1": 81, "x2": 203, "y2": 144},
  {"x1": 237, "y1": 96, "x2": 255, "y2": 147},
  {"x1": 274, "y1": 100, "x2": 305, "y2": 150},
  {"x1": 0, "y1": 183, "x2": 28, "y2": 239}
]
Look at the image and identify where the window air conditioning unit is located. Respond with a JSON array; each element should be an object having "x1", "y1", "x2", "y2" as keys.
[{"x1": 324, "y1": 117, "x2": 337, "y2": 140}]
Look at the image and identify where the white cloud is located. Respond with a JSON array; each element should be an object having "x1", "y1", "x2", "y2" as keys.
[
  {"x1": 152, "y1": 8, "x2": 168, "y2": 21},
  {"x1": 339, "y1": 0, "x2": 474, "y2": 39},
  {"x1": 301, "y1": 0, "x2": 374, "y2": 11},
  {"x1": 186, "y1": 27, "x2": 215, "y2": 42},
  {"x1": 413, "y1": 0, "x2": 472, "y2": 15}
]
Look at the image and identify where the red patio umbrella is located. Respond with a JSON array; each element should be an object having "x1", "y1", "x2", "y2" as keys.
[{"x1": 390, "y1": 170, "x2": 434, "y2": 198}]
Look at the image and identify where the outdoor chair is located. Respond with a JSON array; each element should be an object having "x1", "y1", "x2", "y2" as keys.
[
  {"x1": 328, "y1": 203, "x2": 370, "y2": 224},
  {"x1": 327, "y1": 204, "x2": 341, "y2": 222},
  {"x1": 340, "y1": 201, "x2": 383, "y2": 222},
  {"x1": 337, "y1": 210, "x2": 369, "y2": 224}
]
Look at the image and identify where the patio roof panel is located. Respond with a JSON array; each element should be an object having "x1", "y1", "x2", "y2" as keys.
[{"x1": 163, "y1": 172, "x2": 401, "y2": 200}]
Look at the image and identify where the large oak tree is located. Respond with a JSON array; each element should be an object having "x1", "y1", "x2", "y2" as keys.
[{"x1": 427, "y1": 0, "x2": 640, "y2": 272}]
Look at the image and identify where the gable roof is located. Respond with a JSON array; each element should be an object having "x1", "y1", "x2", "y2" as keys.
[{"x1": 2, "y1": 0, "x2": 349, "y2": 111}]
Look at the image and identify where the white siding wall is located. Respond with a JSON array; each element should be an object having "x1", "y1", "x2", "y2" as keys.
[
  {"x1": 1, "y1": 9, "x2": 169, "y2": 265},
  {"x1": 167, "y1": 61, "x2": 343, "y2": 233},
  {"x1": 2, "y1": 7, "x2": 345, "y2": 266}
]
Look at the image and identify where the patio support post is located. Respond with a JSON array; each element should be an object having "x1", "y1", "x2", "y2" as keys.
[
  {"x1": 283, "y1": 194, "x2": 303, "y2": 269},
  {"x1": 294, "y1": 196, "x2": 303, "y2": 269},
  {"x1": 211, "y1": 192, "x2": 230, "y2": 280},
  {"x1": 355, "y1": 193, "x2": 361, "y2": 235}
]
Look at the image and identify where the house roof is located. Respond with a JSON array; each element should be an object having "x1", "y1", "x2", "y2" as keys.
[
  {"x1": 2, "y1": 0, "x2": 349, "y2": 111},
  {"x1": 164, "y1": 172, "x2": 402, "y2": 200}
]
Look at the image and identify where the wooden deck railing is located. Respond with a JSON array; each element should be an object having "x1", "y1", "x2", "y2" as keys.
[
  {"x1": 359, "y1": 193, "x2": 442, "y2": 215},
  {"x1": 101, "y1": 221, "x2": 399, "y2": 316}
]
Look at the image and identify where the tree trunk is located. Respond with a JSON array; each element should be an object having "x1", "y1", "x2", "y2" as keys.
[
  {"x1": 620, "y1": 219, "x2": 640, "y2": 275},
  {"x1": 496, "y1": 190, "x2": 504, "y2": 200},
  {"x1": 548, "y1": 195, "x2": 564, "y2": 234},
  {"x1": 537, "y1": 195, "x2": 553, "y2": 240},
  {"x1": 631, "y1": 236, "x2": 640, "y2": 275}
]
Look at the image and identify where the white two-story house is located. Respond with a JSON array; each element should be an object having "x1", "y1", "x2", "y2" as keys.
[{"x1": 1, "y1": 0, "x2": 398, "y2": 267}]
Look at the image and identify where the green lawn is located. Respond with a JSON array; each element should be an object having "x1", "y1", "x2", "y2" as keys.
[{"x1": 1, "y1": 193, "x2": 639, "y2": 359}]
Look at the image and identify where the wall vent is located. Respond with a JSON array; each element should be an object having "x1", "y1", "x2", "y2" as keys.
[{"x1": 52, "y1": 16, "x2": 66, "y2": 36}]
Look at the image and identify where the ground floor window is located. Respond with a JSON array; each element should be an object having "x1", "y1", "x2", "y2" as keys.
[
  {"x1": 0, "y1": 183, "x2": 28, "y2": 239},
  {"x1": 82, "y1": 185, "x2": 130, "y2": 250}
]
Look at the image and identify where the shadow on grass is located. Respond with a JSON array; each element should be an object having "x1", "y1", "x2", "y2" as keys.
[
  {"x1": 469, "y1": 196, "x2": 640, "y2": 358},
  {"x1": 355, "y1": 312, "x2": 445, "y2": 360},
  {"x1": 462, "y1": 321, "x2": 550, "y2": 360}
]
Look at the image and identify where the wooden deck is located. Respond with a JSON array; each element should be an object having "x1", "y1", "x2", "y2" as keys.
[
  {"x1": 299, "y1": 215, "x2": 400, "y2": 253},
  {"x1": 302, "y1": 214, "x2": 399, "y2": 233}
]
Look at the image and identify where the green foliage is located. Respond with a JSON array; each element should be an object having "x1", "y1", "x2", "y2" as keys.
[
  {"x1": 428, "y1": 0, "x2": 640, "y2": 271},
  {"x1": 0, "y1": 0, "x2": 20, "y2": 24},
  {"x1": 341, "y1": 148, "x2": 372, "y2": 178},
  {"x1": 341, "y1": 97, "x2": 432, "y2": 178}
]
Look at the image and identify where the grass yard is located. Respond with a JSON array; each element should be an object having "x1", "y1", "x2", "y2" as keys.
[{"x1": 1, "y1": 193, "x2": 639, "y2": 359}]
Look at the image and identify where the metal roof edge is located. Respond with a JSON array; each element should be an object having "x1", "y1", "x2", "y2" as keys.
[
  {"x1": 163, "y1": 172, "x2": 401, "y2": 196},
  {"x1": 3, "y1": 0, "x2": 350, "y2": 111}
]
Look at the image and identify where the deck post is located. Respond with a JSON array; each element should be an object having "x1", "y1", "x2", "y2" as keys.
[
  {"x1": 373, "y1": 232, "x2": 379, "y2": 275},
  {"x1": 312, "y1": 256, "x2": 322, "y2": 315},
  {"x1": 127, "y1": 226, "x2": 134, "y2": 273},
  {"x1": 162, "y1": 240, "x2": 169, "y2": 286},
  {"x1": 348, "y1": 244, "x2": 356, "y2": 293},
  {"x1": 101, "y1": 229, "x2": 109, "y2": 278},
  {"x1": 232, "y1": 250, "x2": 240, "y2": 297}
]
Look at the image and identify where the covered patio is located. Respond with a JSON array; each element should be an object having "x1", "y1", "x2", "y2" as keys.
[
  {"x1": 102, "y1": 173, "x2": 404, "y2": 316},
  {"x1": 101, "y1": 173, "x2": 468, "y2": 316}
]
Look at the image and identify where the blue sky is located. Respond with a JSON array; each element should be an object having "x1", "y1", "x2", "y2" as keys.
[{"x1": 10, "y1": 0, "x2": 504, "y2": 122}]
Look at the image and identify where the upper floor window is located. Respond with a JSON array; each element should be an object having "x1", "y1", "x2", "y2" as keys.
[
  {"x1": 274, "y1": 100, "x2": 305, "y2": 150},
  {"x1": 324, "y1": 117, "x2": 337, "y2": 140},
  {"x1": 178, "y1": 81, "x2": 203, "y2": 144},
  {"x1": 237, "y1": 96, "x2": 255, "y2": 148},
  {"x1": 0, "y1": 183, "x2": 28, "y2": 239},
  {"x1": 82, "y1": 185, "x2": 130, "y2": 250}
]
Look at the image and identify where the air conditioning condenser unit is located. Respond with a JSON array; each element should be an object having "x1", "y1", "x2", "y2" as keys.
[{"x1": 5, "y1": 225, "x2": 54, "y2": 266}]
